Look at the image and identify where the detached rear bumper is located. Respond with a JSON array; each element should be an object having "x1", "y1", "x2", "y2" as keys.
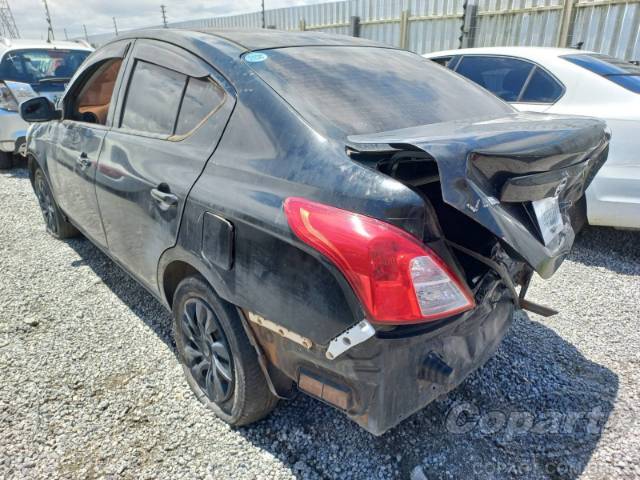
[
  {"x1": 345, "y1": 283, "x2": 513, "y2": 435},
  {"x1": 250, "y1": 275, "x2": 514, "y2": 435}
]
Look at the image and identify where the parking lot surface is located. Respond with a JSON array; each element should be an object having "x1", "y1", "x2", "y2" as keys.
[{"x1": 1, "y1": 166, "x2": 639, "y2": 479}]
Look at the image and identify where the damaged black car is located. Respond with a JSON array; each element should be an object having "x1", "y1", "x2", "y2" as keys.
[{"x1": 20, "y1": 29, "x2": 608, "y2": 435}]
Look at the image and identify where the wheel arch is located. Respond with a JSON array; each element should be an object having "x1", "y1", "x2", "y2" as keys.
[
  {"x1": 157, "y1": 246, "x2": 232, "y2": 310},
  {"x1": 27, "y1": 153, "x2": 41, "y2": 184},
  {"x1": 161, "y1": 260, "x2": 200, "y2": 309}
]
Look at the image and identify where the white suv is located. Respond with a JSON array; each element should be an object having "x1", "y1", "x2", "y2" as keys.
[{"x1": 0, "y1": 38, "x2": 92, "y2": 169}]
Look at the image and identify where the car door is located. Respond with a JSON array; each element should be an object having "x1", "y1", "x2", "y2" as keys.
[
  {"x1": 49, "y1": 40, "x2": 132, "y2": 248},
  {"x1": 95, "y1": 39, "x2": 235, "y2": 291},
  {"x1": 452, "y1": 55, "x2": 564, "y2": 113}
]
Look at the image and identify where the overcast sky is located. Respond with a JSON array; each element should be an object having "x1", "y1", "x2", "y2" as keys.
[{"x1": 12, "y1": 0, "x2": 326, "y2": 40}]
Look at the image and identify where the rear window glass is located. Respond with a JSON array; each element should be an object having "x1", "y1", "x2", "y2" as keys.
[
  {"x1": 562, "y1": 53, "x2": 640, "y2": 94},
  {"x1": 121, "y1": 60, "x2": 186, "y2": 135},
  {"x1": 245, "y1": 47, "x2": 511, "y2": 137}
]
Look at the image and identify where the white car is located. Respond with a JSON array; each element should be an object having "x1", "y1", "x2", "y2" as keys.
[
  {"x1": 0, "y1": 38, "x2": 93, "y2": 169},
  {"x1": 423, "y1": 47, "x2": 640, "y2": 229}
]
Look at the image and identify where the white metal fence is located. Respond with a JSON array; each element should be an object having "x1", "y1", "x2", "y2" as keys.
[{"x1": 87, "y1": 0, "x2": 640, "y2": 60}]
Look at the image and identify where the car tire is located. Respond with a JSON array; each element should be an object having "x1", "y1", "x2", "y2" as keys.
[
  {"x1": 569, "y1": 195, "x2": 588, "y2": 234},
  {"x1": 0, "y1": 151, "x2": 13, "y2": 170},
  {"x1": 33, "y1": 168, "x2": 80, "y2": 239},
  {"x1": 172, "y1": 275, "x2": 278, "y2": 426}
]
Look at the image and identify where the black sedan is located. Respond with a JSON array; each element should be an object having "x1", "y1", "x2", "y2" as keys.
[{"x1": 20, "y1": 29, "x2": 608, "y2": 435}]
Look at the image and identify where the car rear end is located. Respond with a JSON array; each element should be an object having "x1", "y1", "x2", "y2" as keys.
[{"x1": 238, "y1": 44, "x2": 608, "y2": 434}]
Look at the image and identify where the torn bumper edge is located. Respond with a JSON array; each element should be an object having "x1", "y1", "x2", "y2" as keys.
[
  {"x1": 346, "y1": 285, "x2": 514, "y2": 435},
  {"x1": 247, "y1": 273, "x2": 515, "y2": 435}
]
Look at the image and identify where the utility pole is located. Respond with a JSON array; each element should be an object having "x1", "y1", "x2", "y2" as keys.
[
  {"x1": 0, "y1": 0, "x2": 20, "y2": 39},
  {"x1": 459, "y1": 0, "x2": 478, "y2": 49},
  {"x1": 113, "y1": 16, "x2": 118, "y2": 36},
  {"x1": 42, "y1": 0, "x2": 54, "y2": 41},
  {"x1": 160, "y1": 5, "x2": 168, "y2": 28},
  {"x1": 63, "y1": 27, "x2": 68, "y2": 40},
  {"x1": 261, "y1": 0, "x2": 265, "y2": 29},
  {"x1": 83, "y1": 24, "x2": 89, "y2": 43}
]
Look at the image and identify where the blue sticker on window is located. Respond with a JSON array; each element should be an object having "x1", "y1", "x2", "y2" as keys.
[{"x1": 245, "y1": 52, "x2": 268, "y2": 63}]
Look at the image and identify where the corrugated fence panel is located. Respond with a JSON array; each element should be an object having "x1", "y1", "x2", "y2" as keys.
[
  {"x1": 570, "y1": 1, "x2": 640, "y2": 60},
  {"x1": 85, "y1": 0, "x2": 639, "y2": 60},
  {"x1": 303, "y1": 1, "x2": 351, "y2": 35},
  {"x1": 474, "y1": 0, "x2": 564, "y2": 47},
  {"x1": 355, "y1": 0, "x2": 403, "y2": 47},
  {"x1": 409, "y1": 0, "x2": 465, "y2": 53}
]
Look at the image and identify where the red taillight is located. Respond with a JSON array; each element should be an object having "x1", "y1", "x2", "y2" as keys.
[{"x1": 284, "y1": 197, "x2": 475, "y2": 324}]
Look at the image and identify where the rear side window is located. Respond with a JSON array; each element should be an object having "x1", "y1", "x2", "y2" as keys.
[
  {"x1": 121, "y1": 60, "x2": 186, "y2": 135},
  {"x1": 455, "y1": 56, "x2": 534, "y2": 102},
  {"x1": 520, "y1": 68, "x2": 564, "y2": 103},
  {"x1": 430, "y1": 56, "x2": 451, "y2": 67},
  {"x1": 562, "y1": 53, "x2": 640, "y2": 94},
  {"x1": 175, "y1": 77, "x2": 225, "y2": 136},
  {"x1": 430, "y1": 56, "x2": 461, "y2": 69}
]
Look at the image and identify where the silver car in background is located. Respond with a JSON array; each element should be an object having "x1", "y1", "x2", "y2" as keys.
[{"x1": 0, "y1": 38, "x2": 92, "y2": 169}]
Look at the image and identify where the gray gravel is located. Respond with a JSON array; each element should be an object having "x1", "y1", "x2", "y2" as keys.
[{"x1": 1, "y1": 166, "x2": 639, "y2": 480}]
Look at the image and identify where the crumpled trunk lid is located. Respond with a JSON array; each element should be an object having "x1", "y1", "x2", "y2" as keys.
[{"x1": 347, "y1": 112, "x2": 609, "y2": 278}]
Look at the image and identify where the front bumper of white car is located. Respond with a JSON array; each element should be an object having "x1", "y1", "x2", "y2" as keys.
[{"x1": 0, "y1": 108, "x2": 28, "y2": 154}]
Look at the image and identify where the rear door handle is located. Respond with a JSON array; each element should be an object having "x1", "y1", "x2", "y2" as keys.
[
  {"x1": 150, "y1": 185, "x2": 178, "y2": 210},
  {"x1": 76, "y1": 152, "x2": 91, "y2": 170}
]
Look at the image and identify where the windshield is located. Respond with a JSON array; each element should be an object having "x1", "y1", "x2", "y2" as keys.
[
  {"x1": 244, "y1": 47, "x2": 512, "y2": 137},
  {"x1": 562, "y1": 53, "x2": 640, "y2": 94},
  {"x1": 0, "y1": 49, "x2": 90, "y2": 85}
]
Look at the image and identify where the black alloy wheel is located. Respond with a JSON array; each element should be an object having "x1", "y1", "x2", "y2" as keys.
[
  {"x1": 172, "y1": 276, "x2": 278, "y2": 426},
  {"x1": 34, "y1": 170, "x2": 58, "y2": 235},
  {"x1": 32, "y1": 168, "x2": 79, "y2": 239},
  {"x1": 181, "y1": 297, "x2": 234, "y2": 403}
]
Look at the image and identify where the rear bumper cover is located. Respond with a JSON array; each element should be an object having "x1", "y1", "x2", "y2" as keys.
[
  {"x1": 586, "y1": 164, "x2": 640, "y2": 229},
  {"x1": 251, "y1": 275, "x2": 514, "y2": 435},
  {"x1": 346, "y1": 282, "x2": 513, "y2": 435}
]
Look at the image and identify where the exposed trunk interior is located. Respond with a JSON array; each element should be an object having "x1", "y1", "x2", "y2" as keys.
[{"x1": 348, "y1": 148, "x2": 506, "y2": 291}]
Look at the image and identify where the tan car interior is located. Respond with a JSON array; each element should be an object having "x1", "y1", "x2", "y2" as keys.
[{"x1": 75, "y1": 59, "x2": 122, "y2": 125}]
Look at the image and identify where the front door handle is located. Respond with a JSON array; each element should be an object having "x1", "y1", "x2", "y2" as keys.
[
  {"x1": 150, "y1": 185, "x2": 178, "y2": 210},
  {"x1": 76, "y1": 152, "x2": 91, "y2": 170}
]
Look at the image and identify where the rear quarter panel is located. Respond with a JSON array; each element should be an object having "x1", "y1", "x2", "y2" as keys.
[
  {"x1": 162, "y1": 76, "x2": 429, "y2": 345},
  {"x1": 542, "y1": 57, "x2": 640, "y2": 227}
]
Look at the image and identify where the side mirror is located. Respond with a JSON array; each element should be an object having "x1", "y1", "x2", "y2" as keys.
[{"x1": 20, "y1": 97, "x2": 61, "y2": 123}]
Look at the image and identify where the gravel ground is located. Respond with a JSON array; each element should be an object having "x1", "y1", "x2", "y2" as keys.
[{"x1": 1, "y1": 166, "x2": 639, "y2": 480}]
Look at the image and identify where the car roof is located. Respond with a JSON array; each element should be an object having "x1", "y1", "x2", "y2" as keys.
[
  {"x1": 0, "y1": 38, "x2": 93, "y2": 54},
  {"x1": 201, "y1": 28, "x2": 387, "y2": 50},
  {"x1": 423, "y1": 46, "x2": 596, "y2": 61},
  {"x1": 115, "y1": 28, "x2": 387, "y2": 53}
]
